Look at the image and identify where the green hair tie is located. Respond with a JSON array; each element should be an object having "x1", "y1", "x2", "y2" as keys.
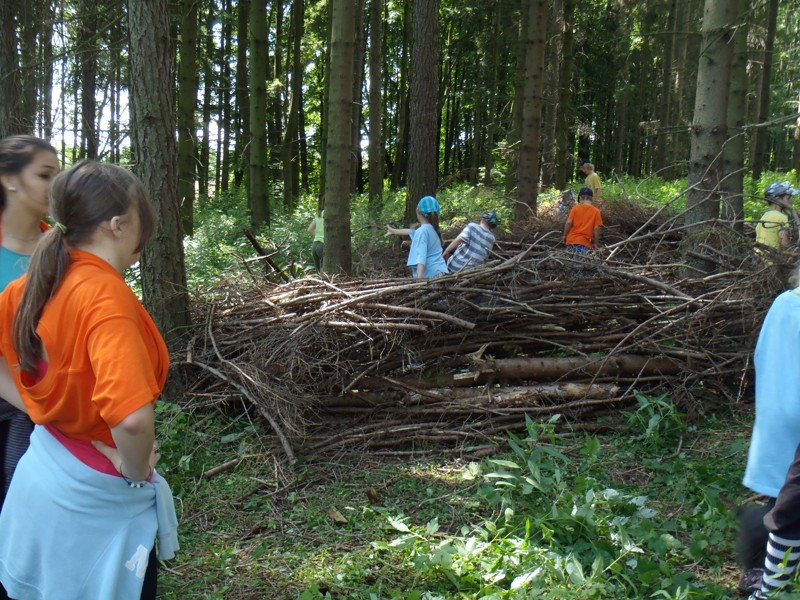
[{"x1": 54, "y1": 222, "x2": 67, "y2": 234}]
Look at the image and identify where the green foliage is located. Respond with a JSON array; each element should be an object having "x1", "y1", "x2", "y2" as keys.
[
  {"x1": 358, "y1": 413, "x2": 733, "y2": 599},
  {"x1": 623, "y1": 391, "x2": 687, "y2": 447}
]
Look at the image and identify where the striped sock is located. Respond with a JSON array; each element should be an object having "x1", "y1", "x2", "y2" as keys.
[{"x1": 761, "y1": 533, "x2": 800, "y2": 594}]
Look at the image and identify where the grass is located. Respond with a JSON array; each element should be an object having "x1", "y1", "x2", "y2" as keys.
[{"x1": 154, "y1": 398, "x2": 760, "y2": 599}]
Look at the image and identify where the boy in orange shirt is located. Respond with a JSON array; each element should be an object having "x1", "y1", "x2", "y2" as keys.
[{"x1": 563, "y1": 186, "x2": 603, "y2": 253}]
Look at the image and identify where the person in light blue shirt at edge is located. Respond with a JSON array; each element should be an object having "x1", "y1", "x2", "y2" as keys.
[
  {"x1": 737, "y1": 276, "x2": 800, "y2": 594},
  {"x1": 385, "y1": 195, "x2": 448, "y2": 278}
]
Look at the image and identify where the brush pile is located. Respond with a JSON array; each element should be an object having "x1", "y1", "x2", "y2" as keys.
[{"x1": 177, "y1": 201, "x2": 794, "y2": 458}]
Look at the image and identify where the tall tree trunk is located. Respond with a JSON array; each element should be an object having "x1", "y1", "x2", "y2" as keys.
[
  {"x1": 268, "y1": 1, "x2": 284, "y2": 181},
  {"x1": 323, "y1": 0, "x2": 357, "y2": 274},
  {"x1": 0, "y1": 0, "x2": 23, "y2": 137},
  {"x1": 540, "y1": 0, "x2": 559, "y2": 188},
  {"x1": 516, "y1": 0, "x2": 547, "y2": 221},
  {"x1": 721, "y1": 0, "x2": 748, "y2": 232},
  {"x1": 505, "y1": 0, "x2": 527, "y2": 196},
  {"x1": 199, "y1": 2, "x2": 214, "y2": 195},
  {"x1": 319, "y1": 1, "x2": 332, "y2": 192},
  {"x1": 350, "y1": 0, "x2": 366, "y2": 194},
  {"x1": 390, "y1": 0, "x2": 412, "y2": 191},
  {"x1": 219, "y1": 0, "x2": 233, "y2": 193},
  {"x1": 108, "y1": 20, "x2": 124, "y2": 160},
  {"x1": 652, "y1": 0, "x2": 677, "y2": 175},
  {"x1": 482, "y1": 2, "x2": 501, "y2": 186},
  {"x1": 553, "y1": 0, "x2": 574, "y2": 189},
  {"x1": 177, "y1": 0, "x2": 199, "y2": 235},
  {"x1": 77, "y1": 0, "x2": 98, "y2": 158},
  {"x1": 367, "y1": 0, "x2": 384, "y2": 210},
  {"x1": 17, "y1": 0, "x2": 40, "y2": 133},
  {"x1": 405, "y1": 0, "x2": 440, "y2": 225},
  {"x1": 749, "y1": 0, "x2": 778, "y2": 179},
  {"x1": 127, "y1": 0, "x2": 191, "y2": 356},
  {"x1": 249, "y1": 0, "x2": 270, "y2": 225},
  {"x1": 684, "y1": 0, "x2": 736, "y2": 274},
  {"x1": 283, "y1": 0, "x2": 305, "y2": 209},
  {"x1": 39, "y1": 0, "x2": 55, "y2": 138},
  {"x1": 234, "y1": 0, "x2": 250, "y2": 188}
]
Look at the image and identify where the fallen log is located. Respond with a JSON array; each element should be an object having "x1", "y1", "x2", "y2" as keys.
[{"x1": 453, "y1": 354, "x2": 682, "y2": 386}]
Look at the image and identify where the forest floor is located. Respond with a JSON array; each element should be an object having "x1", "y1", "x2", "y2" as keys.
[{"x1": 154, "y1": 395, "x2": 760, "y2": 599}]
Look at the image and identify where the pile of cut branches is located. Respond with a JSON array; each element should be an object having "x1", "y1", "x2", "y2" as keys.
[{"x1": 177, "y1": 204, "x2": 793, "y2": 458}]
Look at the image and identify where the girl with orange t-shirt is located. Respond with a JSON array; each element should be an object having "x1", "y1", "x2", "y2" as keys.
[
  {"x1": 0, "y1": 162, "x2": 177, "y2": 600},
  {"x1": 0, "y1": 136, "x2": 59, "y2": 517}
]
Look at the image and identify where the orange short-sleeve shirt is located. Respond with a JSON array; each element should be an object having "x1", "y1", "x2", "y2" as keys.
[
  {"x1": 566, "y1": 203, "x2": 603, "y2": 248},
  {"x1": 0, "y1": 250, "x2": 170, "y2": 445}
]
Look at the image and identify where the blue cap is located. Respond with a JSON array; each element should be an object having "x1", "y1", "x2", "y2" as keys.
[
  {"x1": 482, "y1": 210, "x2": 500, "y2": 227},
  {"x1": 578, "y1": 187, "x2": 593, "y2": 197},
  {"x1": 417, "y1": 195, "x2": 440, "y2": 215},
  {"x1": 766, "y1": 181, "x2": 799, "y2": 198}
]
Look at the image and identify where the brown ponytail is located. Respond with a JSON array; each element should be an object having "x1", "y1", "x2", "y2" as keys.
[
  {"x1": 12, "y1": 161, "x2": 155, "y2": 374},
  {"x1": 426, "y1": 211, "x2": 442, "y2": 244}
]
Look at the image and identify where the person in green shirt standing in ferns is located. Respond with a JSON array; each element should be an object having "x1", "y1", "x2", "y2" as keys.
[{"x1": 756, "y1": 182, "x2": 799, "y2": 250}]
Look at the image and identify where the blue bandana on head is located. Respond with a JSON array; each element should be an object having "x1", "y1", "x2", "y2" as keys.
[{"x1": 417, "y1": 195, "x2": 440, "y2": 216}]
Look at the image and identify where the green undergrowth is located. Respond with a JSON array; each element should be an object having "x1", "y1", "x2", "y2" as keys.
[
  {"x1": 154, "y1": 395, "x2": 762, "y2": 599},
  {"x1": 183, "y1": 170, "x2": 799, "y2": 293}
]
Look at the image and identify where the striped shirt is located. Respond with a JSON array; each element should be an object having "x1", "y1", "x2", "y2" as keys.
[{"x1": 447, "y1": 222, "x2": 496, "y2": 272}]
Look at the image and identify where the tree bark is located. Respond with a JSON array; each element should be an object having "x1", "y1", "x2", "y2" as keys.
[
  {"x1": 323, "y1": 0, "x2": 357, "y2": 275},
  {"x1": 283, "y1": 0, "x2": 305, "y2": 209},
  {"x1": 748, "y1": 0, "x2": 778, "y2": 179},
  {"x1": 515, "y1": 0, "x2": 547, "y2": 221},
  {"x1": 405, "y1": 0, "x2": 440, "y2": 225},
  {"x1": 127, "y1": 0, "x2": 191, "y2": 353},
  {"x1": 249, "y1": 0, "x2": 270, "y2": 226},
  {"x1": 553, "y1": 0, "x2": 575, "y2": 189},
  {"x1": 234, "y1": 0, "x2": 250, "y2": 188},
  {"x1": 721, "y1": 0, "x2": 748, "y2": 232},
  {"x1": 367, "y1": 0, "x2": 384, "y2": 210},
  {"x1": 177, "y1": 0, "x2": 199, "y2": 235},
  {"x1": 0, "y1": 0, "x2": 23, "y2": 137},
  {"x1": 683, "y1": 0, "x2": 737, "y2": 274},
  {"x1": 390, "y1": 0, "x2": 411, "y2": 191}
]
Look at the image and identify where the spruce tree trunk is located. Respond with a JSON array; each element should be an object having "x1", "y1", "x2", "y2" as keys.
[
  {"x1": 177, "y1": 0, "x2": 199, "y2": 235},
  {"x1": 405, "y1": 0, "x2": 440, "y2": 225},
  {"x1": 482, "y1": 2, "x2": 501, "y2": 186},
  {"x1": 127, "y1": 0, "x2": 191, "y2": 354},
  {"x1": 390, "y1": 0, "x2": 411, "y2": 191},
  {"x1": 199, "y1": 3, "x2": 214, "y2": 195},
  {"x1": 77, "y1": 0, "x2": 98, "y2": 158},
  {"x1": 350, "y1": 0, "x2": 366, "y2": 194},
  {"x1": 323, "y1": 0, "x2": 356, "y2": 275},
  {"x1": 234, "y1": 0, "x2": 250, "y2": 188},
  {"x1": 283, "y1": 0, "x2": 305, "y2": 209},
  {"x1": 219, "y1": 0, "x2": 233, "y2": 193},
  {"x1": 367, "y1": 0, "x2": 384, "y2": 210},
  {"x1": 749, "y1": 0, "x2": 778, "y2": 179},
  {"x1": 249, "y1": 0, "x2": 270, "y2": 225},
  {"x1": 684, "y1": 0, "x2": 737, "y2": 274},
  {"x1": 554, "y1": 0, "x2": 574, "y2": 189},
  {"x1": 505, "y1": 0, "x2": 528, "y2": 197},
  {"x1": 721, "y1": 0, "x2": 748, "y2": 232},
  {"x1": 515, "y1": 0, "x2": 547, "y2": 221},
  {"x1": 17, "y1": 0, "x2": 40, "y2": 133}
]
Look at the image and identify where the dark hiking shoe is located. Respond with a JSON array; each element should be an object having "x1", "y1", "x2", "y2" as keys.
[{"x1": 739, "y1": 569, "x2": 763, "y2": 597}]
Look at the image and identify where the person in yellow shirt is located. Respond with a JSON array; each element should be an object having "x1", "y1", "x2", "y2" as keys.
[
  {"x1": 756, "y1": 182, "x2": 799, "y2": 250},
  {"x1": 581, "y1": 162, "x2": 602, "y2": 203}
]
